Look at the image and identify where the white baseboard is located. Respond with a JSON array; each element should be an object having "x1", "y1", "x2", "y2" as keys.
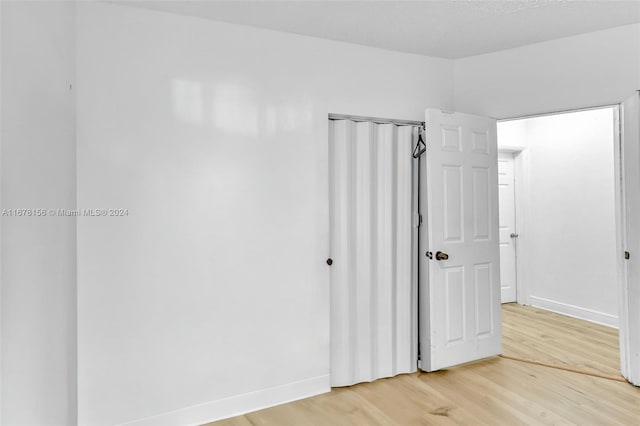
[
  {"x1": 529, "y1": 296, "x2": 618, "y2": 328},
  {"x1": 118, "y1": 375, "x2": 331, "y2": 426}
]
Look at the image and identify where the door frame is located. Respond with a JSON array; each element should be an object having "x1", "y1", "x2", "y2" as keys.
[{"x1": 613, "y1": 104, "x2": 630, "y2": 380}]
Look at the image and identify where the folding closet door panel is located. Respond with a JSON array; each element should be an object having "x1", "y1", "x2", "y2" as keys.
[
  {"x1": 329, "y1": 119, "x2": 352, "y2": 385},
  {"x1": 395, "y1": 125, "x2": 415, "y2": 374},
  {"x1": 329, "y1": 119, "x2": 417, "y2": 387},
  {"x1": 375, "y1": 123, "x2": 395, "y2": 379},
  {"x1": 353, "y1": 122, "x2": 374, "y2": 381}
]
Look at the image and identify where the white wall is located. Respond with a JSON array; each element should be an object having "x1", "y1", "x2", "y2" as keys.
[
  {"x1": 497, "y1": 108, "x2": 619, "y2": 326},
  {"x1": 76, "y1": 3, "x2": 453, "y2": 425},
  {"x1": 497, "y1": 119, "x2": 528, "y2": 151},
  {"x1": 4, "y1": 2, "x2": 632, "y2": 422},
  {"x1": 455, "y1": 23, "x2": 640, "y2": 119},
  {"x1": 0, "y1": 1, "x2": 77, "y2": 425}
]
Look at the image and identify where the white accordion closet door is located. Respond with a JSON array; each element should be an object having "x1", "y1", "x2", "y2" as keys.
[{"x1": 329, "y1": 119, "x2": 417, "y2": 387}]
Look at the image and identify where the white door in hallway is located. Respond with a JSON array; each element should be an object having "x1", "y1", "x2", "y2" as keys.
[
  {"x1": 419, "y1": 109, "x2": 502, "y2": 372},
  {"x1": 498, "y1": 152, "x2": 517, "y2": 303}
]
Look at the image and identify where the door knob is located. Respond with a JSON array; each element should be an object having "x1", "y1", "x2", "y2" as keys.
[
  {"x1": 510, "y1": 233, "x2": 519, "y2": 238},
  {"x1": 435, "y1": 251, "x2": 449, "y2": 261}
]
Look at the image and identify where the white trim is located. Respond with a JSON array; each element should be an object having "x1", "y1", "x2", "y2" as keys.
[
  {"x1": 529, "y1": 296, "x2": 618, "y2": 328},
  {"x1": 613, "y1": 104, "x2": 631, "y2": 381},
  {"x1": 619, "y1": 91, "x2": 640, "y2": 386},
  {"x1": 0, "y1": 0, "x2": 3, "y2": 422},
  {"x1": 117, "y1": 375, "x2": 331, "y2": 426},
  {"x1": 496, "y1": 145, "x2": 524, "y2": 153},
  {"x1": 500, "y1": 104, "x2": 620, "y2": 122}
]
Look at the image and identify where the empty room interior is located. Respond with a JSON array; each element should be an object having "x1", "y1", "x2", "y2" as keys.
[{"x1": 1, "y1": 1, "x2": 640, "y2": 425}]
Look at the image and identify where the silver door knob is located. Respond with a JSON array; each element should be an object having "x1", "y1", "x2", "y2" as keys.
[{"x1": 510, "y1": 233, "x2": 519, "y2": 238}]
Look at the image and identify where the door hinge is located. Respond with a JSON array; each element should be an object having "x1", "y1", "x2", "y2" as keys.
[{"x1": 625, "y1": 251, "x2": 630, "y2": 260}]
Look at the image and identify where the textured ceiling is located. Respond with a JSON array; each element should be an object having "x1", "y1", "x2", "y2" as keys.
[{"x1": 112, "y1": 0, "x2": 640, "y2": 59}]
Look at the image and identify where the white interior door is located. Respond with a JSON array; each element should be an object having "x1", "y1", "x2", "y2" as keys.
[
  {"x1": 620, "y1": 91, "x2": 640, "y2": 386},
  {"x1": 498, "y1": 152, "x2": 517, "y2": 303},
  {"x1": 419, "y1": 109, "x2": 501, "y2": 372},
  {"x1": 329, "y1": 119, "x2": 418, "y2": 386}
]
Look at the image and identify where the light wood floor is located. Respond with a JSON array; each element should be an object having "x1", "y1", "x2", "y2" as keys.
[
  {"x1": 209, "y1": 304, "x2": 640, "y2": 425},
  {"x1": 502, "y1": 303, "x2": 621, "y2": 380}
]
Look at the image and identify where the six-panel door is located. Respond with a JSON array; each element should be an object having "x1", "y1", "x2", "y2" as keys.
[{"x1": 420, "y1": 109, "x2": 502, "y2": 372}]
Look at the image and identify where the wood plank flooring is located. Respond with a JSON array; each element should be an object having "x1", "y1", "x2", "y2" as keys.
[
  {"x1": 502, "y1": 303, "x2": 621, "y2": 380},
  {"x1": 208, "y1": 304, "x2": 640, "y2": 426}
]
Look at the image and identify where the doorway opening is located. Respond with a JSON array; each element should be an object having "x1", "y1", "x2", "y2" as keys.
[{"x1": 496, "y1": 106, "x2": 622, "y2": 379}]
